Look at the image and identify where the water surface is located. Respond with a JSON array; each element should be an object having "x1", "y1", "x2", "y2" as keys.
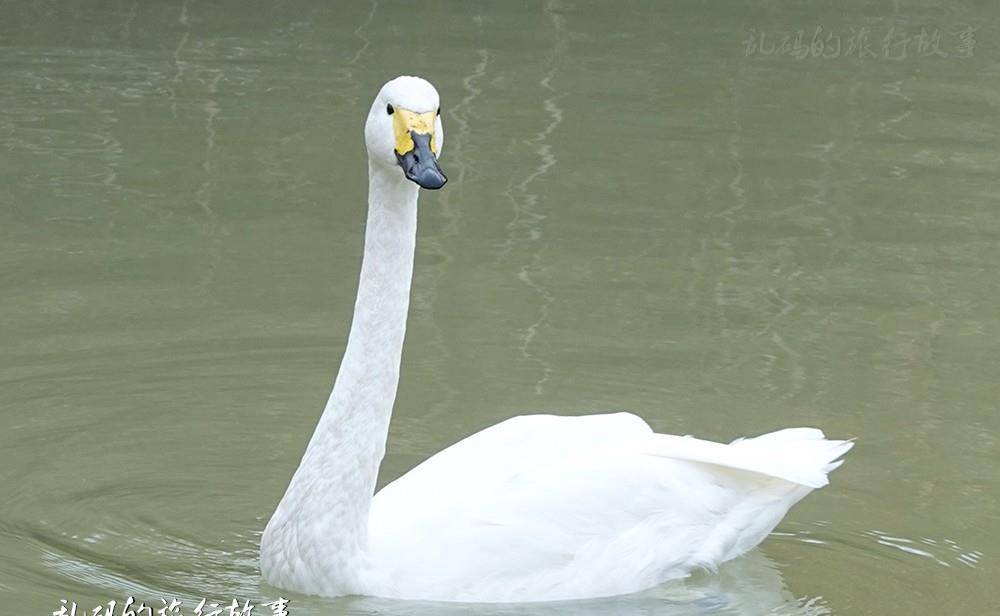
[{"x1": 1, "y1": 1, "x2": 997, "y2": 613}]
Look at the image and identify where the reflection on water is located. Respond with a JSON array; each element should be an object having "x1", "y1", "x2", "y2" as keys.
[
  {"x1": 498, "y1": 0, "x2": 569, "y2": 395},
  {"x1": 335, "y1": 551, "x2": 833, "y2": 616},
  {"x1": 1, "y1": 0, "x2": 997, "y2": 614}
]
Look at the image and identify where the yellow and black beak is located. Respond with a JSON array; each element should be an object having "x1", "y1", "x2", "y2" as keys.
[{"x1": 393, "y1": 108, "x2": 446, "y2": 190}]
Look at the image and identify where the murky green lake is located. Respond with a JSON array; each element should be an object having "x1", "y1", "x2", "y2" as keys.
[{"x1": 2, "y1": 0, "x2": 997, "y2": 613}]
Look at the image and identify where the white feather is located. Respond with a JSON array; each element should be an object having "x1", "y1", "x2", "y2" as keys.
[{"x1": 365, "y1": 413, "x2": 852, "y2": 601}]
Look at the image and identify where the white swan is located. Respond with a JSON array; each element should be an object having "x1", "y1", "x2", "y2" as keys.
[{"x1": 259, "y1": 75, "x2": 853, "y2": 603}]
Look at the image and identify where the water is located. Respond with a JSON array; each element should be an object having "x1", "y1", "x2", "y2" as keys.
[{"x1": 1, "y1": 0, "x2": 997, "y2": 613}]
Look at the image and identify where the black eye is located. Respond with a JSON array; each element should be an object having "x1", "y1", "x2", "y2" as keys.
[
  {"x1": 386, "y1": 104, "x2": 394, "y2": 115},
  {"x1": 437, "y1": 107, "x2": 441, "y2": 116}
]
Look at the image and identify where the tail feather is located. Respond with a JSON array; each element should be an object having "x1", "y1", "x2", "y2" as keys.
[{"x1": 648, "y1": 427, "x2": 854, "y2": 488}]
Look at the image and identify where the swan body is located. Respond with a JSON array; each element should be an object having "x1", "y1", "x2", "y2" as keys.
[{"x1": 259, "y1": 76, "x2": 852, "y2": 603}]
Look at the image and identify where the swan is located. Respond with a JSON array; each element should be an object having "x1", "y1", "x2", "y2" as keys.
[{"x1": 259, "y1": 75, "x2": 853, "y2": 603}]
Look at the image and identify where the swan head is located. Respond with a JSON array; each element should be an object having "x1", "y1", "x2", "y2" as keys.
[{"x1": 365, "y1": 76, "x2": 446, "y2": 190}]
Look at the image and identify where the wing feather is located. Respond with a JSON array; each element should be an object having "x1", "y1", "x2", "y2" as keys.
[{"x1": 364, "y1": 413, "x2": 851, "y2": 601}]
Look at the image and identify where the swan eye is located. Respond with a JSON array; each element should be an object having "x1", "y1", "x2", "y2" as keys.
[
  {"x1": 386, "y1": 104, "x2": 394, "y2": 115},
  {"x1": 437, "y1": 107, "x2": 441, "y2": 116}
]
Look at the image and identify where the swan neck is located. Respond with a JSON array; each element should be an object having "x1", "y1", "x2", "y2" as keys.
[
  {"x1": 261, "y1": 166, "x2": 418, "y2": 594},
  {"x1": 322, "y1": 167, "x2": 418, "y2": 435}
]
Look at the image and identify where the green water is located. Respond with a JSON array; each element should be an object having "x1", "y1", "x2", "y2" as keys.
[{"x1": 2, "y1": 1, "x2": 997, "y2": 613}]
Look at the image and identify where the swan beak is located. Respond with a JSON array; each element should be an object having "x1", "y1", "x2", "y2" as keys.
[{"x1": 393, "y1": 108, "x2": 447, "y2": 190}]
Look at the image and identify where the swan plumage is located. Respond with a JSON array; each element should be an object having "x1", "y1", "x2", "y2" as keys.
[{"x1": 259, "y1": 76, "x2": 852, "y2": 603}]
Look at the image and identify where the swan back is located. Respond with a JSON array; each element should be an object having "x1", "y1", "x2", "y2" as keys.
[{"x1": 365, "y1": 413, "x2": 852, "y2": 601}]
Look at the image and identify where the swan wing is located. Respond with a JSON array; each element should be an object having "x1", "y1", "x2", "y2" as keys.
[{"x1": 365, "y1": 413, "x2": 851, "y2": 602}]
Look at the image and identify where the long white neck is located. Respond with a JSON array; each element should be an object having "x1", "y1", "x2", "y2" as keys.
[{"x1": 260, "y1": 164, "x2": 419, "y2": 595}]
